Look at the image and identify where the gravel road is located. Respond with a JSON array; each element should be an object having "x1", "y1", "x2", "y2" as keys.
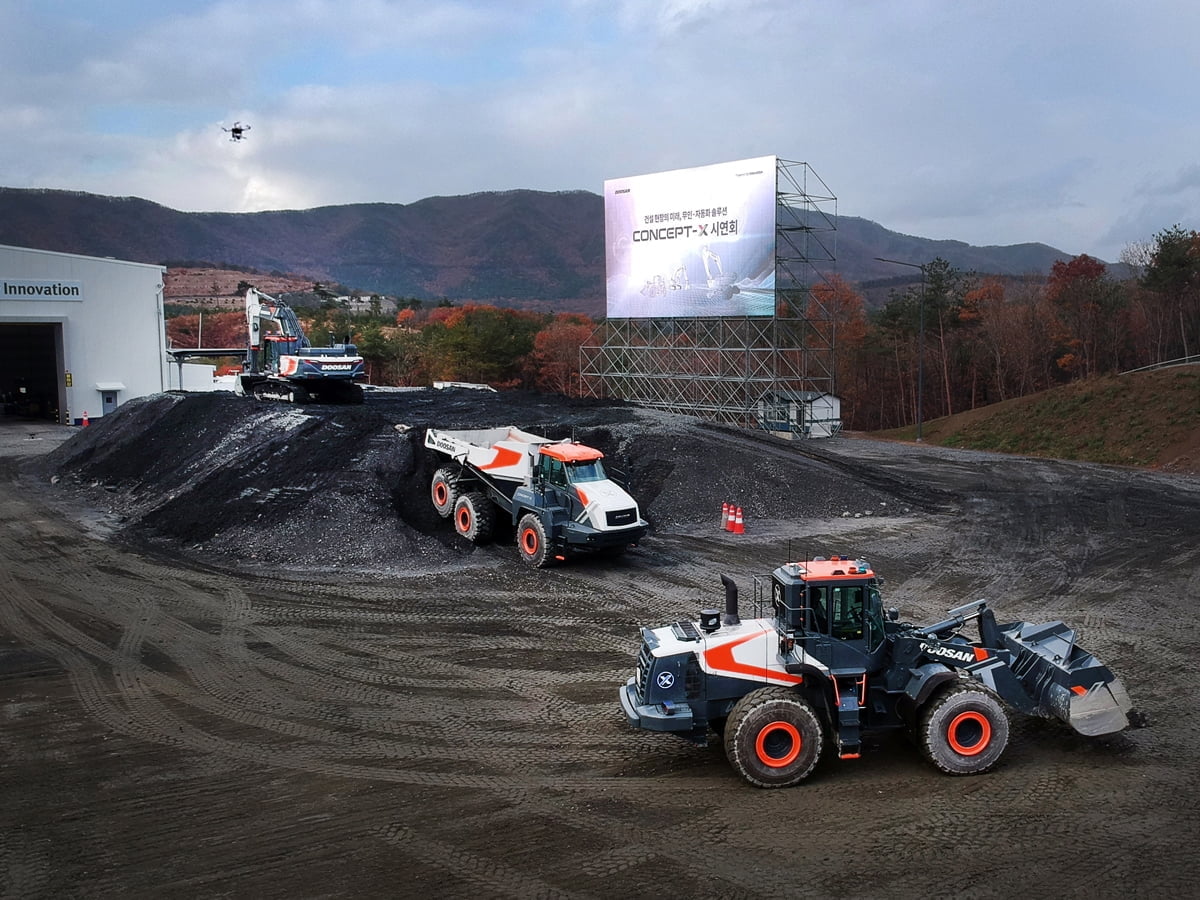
[{"x1": 2, "y1": 390, "x2": 1198, "y2": 898}]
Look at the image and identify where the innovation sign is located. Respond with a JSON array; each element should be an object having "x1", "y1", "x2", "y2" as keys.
[
  {"x1": 604, "y1": 156, "x2": 777, "y2": 318},
  {"x1": 1, "y1": 279, "x2": 83, "y2": 301}
]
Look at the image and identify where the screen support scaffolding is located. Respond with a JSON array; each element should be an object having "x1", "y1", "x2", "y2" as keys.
[{"x1": 581, "y1": 159, "x2": 837, "y2": 434}]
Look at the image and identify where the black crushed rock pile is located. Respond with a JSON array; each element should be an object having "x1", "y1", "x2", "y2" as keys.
[{"x1": 33, "y1": 389, "x2": 907, "y2": 574}]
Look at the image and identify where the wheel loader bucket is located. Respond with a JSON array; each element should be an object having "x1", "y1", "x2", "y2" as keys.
[{"x1": 996, "y1": 619, "x2": 1134, "y2": 736}]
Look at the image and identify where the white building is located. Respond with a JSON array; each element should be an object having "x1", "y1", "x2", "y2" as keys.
[
  {"x1": 1, "y1": 244, "x2": 166, "y2": 425},
  {"x1": 759, "y1": 390, "x2": 843, "y2": 439}
]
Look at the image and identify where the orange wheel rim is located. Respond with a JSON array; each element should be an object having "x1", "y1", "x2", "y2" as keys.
[
  {"x1": 947, "y1": 711, "x2": 991, "y2": 755},
  {"x1": 756, "y1": 721, "x2": 802, "y2": 768}
]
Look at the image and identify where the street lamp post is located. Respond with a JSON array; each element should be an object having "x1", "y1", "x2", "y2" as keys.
[{"x1": 875, "y1": 257, "x2": 926, "y2": 441}]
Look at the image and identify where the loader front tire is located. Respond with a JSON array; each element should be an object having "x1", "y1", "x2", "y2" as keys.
[
  {"x1": 430, "y1": 466, "x2": 460, "y2": 518},
  {"x1": 724, "y1": 688, "x2": 823, "y2": 788},
  {"x1": 516, "y1": 513, "x2": 550, "y2": 567},
  {"x1": 918, "y1": 685, "x2": 1010, "y2": 775},
  {"x1": 454, "y1": 492, "x2": 495, "y2": 543}
]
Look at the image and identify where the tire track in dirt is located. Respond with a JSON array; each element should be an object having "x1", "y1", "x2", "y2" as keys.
[
  {"x1": 3, "y1": 547, "x2": 744, "y2": 797},
  {"x1": 2, "y1": 510, "x2": 702, "y2": 784},
  {"x1": 8, "y1": 420, "x2": 1199, "y2": 899}
]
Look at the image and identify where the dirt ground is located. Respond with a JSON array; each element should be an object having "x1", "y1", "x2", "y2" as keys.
[{"x1": 2, "y1": 391, "x2": 1199, "y2": 899}]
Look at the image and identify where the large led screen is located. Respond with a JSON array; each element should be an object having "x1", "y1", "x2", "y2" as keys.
[{"x1": 604, "y1": 155, "x2": 777, "y2": 318}]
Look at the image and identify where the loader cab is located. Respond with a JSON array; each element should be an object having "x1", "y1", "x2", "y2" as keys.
[{"x1": 771, "y1": 558, "x2": 887, "y2": 657}]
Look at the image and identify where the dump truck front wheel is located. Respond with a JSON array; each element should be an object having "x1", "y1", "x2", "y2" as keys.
[
  {"x1": 724, "y1": 687, "x2": 823, "y2": 788},
  {"x1": 918, "y1": 685, "x2": 1010, "y2": 775},
  {"x1": 516, "y1": 513, "x2": 550, "y2": 567}
]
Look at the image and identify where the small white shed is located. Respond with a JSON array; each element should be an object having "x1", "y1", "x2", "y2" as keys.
[{"x1": 758, "y1": 390, "x2": 842, "y2": 439}]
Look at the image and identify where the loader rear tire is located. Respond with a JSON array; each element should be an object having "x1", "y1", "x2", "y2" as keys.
[
  {"x1": 516, "y1": 513, "x2": 550, "y2": 567},
  {"x1": 454, "y1": 492, "x2": 495, "y2": 543},
  {"x1": 430, "y1": 466, "x2": 460, "y2": 518},
  {"x1": 918, "y1": 685, "x2": 1010, "y2": 775},
  {"x1": 724, "y1": 687, "x2": 823, "y2": 788}
]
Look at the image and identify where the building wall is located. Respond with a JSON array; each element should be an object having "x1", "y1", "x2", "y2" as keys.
[
  {"x1": 166, "y1": 362, "x2": 217, "y2": 392},
  {"x1": 1, "y1": 245, "x2": 166, "y2": 423}
]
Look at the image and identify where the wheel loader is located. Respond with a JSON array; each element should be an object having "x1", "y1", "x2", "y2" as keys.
[{"x1": 619, "y1": 556, "x2": 1138, "y2": 788}]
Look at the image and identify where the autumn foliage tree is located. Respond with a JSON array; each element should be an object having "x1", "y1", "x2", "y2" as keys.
[
  {"x1": 420, "y1": 304, "x2": 545, "y2": 387},
  {"x1": 526, "y1": 314, "x2": 596, "y2": 396},
  {"x1": 1044, "y1": 254, "x2": 1127, "y2": 378},
  {"x1": 806, "y1": 275, "x2": 868, "y2": 416}
]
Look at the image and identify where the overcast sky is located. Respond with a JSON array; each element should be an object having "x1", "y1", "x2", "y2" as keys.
[{"x1": 3, "y1": 0, "x2": 1197, "y2": 262}]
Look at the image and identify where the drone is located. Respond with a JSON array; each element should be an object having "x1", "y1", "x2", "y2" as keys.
[{"x1": 222, "y1": 121, "x2": 251, "y2": 142}]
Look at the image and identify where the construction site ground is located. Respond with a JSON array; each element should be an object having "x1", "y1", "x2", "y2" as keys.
[{"x1": 2, "y1": 389, "x2": 1198, "y2": 899}]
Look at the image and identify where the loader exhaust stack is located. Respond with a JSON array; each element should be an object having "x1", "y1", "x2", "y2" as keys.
[{"x1": 720, "y1": 574, "x2": 740, "y2": 627}]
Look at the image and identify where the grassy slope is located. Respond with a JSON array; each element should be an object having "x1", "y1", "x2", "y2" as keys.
[{"x1": 868, "y1": 366, "x2": 1200, "y2": 474}]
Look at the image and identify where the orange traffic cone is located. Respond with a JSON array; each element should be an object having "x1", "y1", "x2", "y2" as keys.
[
  {"x1": 734, "y1": 507, "x2": 745, "y2": 534},
  {"x1": 725, "y1": 504, "x2": 736, "y2": 532},
  {"x1": 721, "y1": 501, "x2": 729, "y2": 529},
  {"x1": 81, "y1": 410, "x2": 89, "y2": 428}
]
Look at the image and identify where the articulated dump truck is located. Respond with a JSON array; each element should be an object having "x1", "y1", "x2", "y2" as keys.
[
  {"x1": 621, "y1": 556, "x2": 1139, "y2": 787},
  {"x1": 422, "y1": 426, "x2": 647, "y2": 567}
]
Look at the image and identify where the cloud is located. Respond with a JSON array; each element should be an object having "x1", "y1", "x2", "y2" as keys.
[{"x1": 3, "y1": 0, "x2": 1199, "y2": 262}]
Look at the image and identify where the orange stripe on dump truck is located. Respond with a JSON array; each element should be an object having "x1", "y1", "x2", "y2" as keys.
[
  {"x1": 540, "y1": 443, "x2": 603, "y2": 463},
  {"x1": 479, "y1": 446, "x2": 524, "y2": 470}
]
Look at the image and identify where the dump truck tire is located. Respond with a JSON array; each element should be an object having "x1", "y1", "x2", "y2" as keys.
[
  {"x1": 454, "y1": 492, "x2": 495, "y2": 543},
  {"x1": 430, "y1": 466, "x2": 460, "y2": 518},
  {"x1": 724, "y1": 687, "x2": 823, "y2": 788},
  {"x1": 918, "y1": 684, "x2": 1010, "y2": 775},
  {"x1": 516, "y1": 513, "x2": 550, "y2": 567}
]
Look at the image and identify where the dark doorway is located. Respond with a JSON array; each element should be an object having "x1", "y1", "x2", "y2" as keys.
[{"x1": 0, "y1": 323, "x2": 64, "y2": 421}]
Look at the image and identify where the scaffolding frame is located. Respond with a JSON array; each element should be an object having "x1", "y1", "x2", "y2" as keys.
[{"x1": 581, "y1": 159, "x2": 837, "y2": 432}]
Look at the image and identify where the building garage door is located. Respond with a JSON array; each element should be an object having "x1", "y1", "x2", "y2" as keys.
[{"x1": 0, "y1": 323, "x2": 64, "y2": 422}]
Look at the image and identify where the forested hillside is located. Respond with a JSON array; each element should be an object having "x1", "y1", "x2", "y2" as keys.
[
  {"x1": 159, "y1": 225, "x2": 1200, "y2": 437},
  {"x1": 826, "y1": 228, "x2": 1200, "y2": 431},
  {"x1": 872, "y1": 366, "x2": 1200, "y2": 474},
  {"x1": 1, "y1": 186, "x2": 1081, "y2": 316}
]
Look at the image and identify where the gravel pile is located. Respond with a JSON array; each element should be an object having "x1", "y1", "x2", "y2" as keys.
[{"x1": 35, "y1": 388, "x2": 907, "y2": 574}]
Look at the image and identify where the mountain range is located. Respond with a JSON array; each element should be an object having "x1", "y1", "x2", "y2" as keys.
[{"x1": 0, "y1": 186, "x2": 1089, "y2": 316}]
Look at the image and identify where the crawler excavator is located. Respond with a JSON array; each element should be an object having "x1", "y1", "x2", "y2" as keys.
[{"x1": 236, "y1": 288, "x2": 366, "y2": 403}]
